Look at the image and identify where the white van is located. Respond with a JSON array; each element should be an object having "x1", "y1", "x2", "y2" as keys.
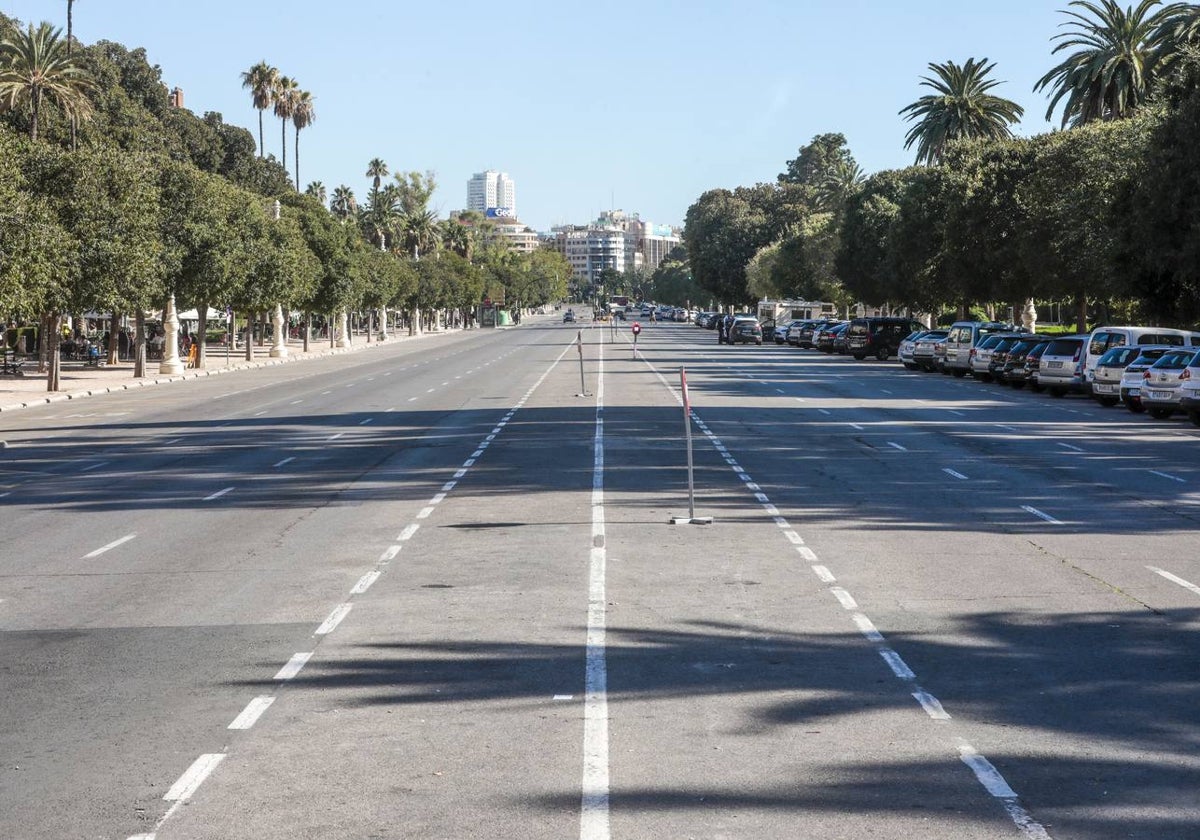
[
  {"x1": 1084, "y1": 326, "x2": 1200, "y2": 390},
  {"x1": 942, "y1": 321, "x2": 1013, "y2": 377}
]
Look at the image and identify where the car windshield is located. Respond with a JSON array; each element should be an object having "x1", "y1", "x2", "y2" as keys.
[
  {"x1": 1151, "y1": 350, "x2": 1194, "y2": 369},
  {"x1": 847, "y1": 322, "x2": 869, "y2": 336},
  {"x1": 1130, "y1": 348, "x2": 1173, "y2": 366},
  {"x1": 1097, "y1": 347, "x2": 1139, "y2": 367},
  {"x1": 977, "y1": 335, "x2": 1004, "y2": 350},
  {"x1": 1045, "y1": 338, "x2": 1084, "y2": 356},
  {"x1": 1026, "y1": 342, "x2": 1050, "y2": 359}
]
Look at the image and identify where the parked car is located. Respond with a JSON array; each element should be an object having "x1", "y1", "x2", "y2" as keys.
[
  {"x1": 898, "y1": 330, "x2": 929, "y2": 369},
  {"x1": 912, "y1": 330, "x2": 949, "y2": 372},
  {"x1": 846, "y1": 317, "x2": 924, "y2": 361},
  {"x1": 832, "y1": 323, "x2": 852, "y2": 355},
  {"x1": 563, "y1": 310, "x2": 576, "y2": 323},
  {"x1": 1019, "y1": 339, "x2": 1052, "y2": 392},
  {"x1": 943, "y1": 321, "x2": 1014, "y2": 377},
  {"x1": 796, "y1": 319, "x2": 840, "y2": 349},
  {"x1": 1090, "y1": 346, "x2": 1144, "y2": 406},
  {"x1": 1084, "y1": 325, "x2": 1200, "y2": 390},
  {"x1": 774, "y1": 319, "x2": 800, "y2": 344},
  {"x1": 786, "y1": 319, "x2": 819, "y2": 346},
  {"x1": 987, "y1": 334, "x2": 1034, "y2": 383},
  {"x1": 816, "y1": 322, "x2": 849, "y2": 353},
  {"x1": 1139, "y1": 348, "x2": 1198, "y2": 418},
  {"x1": 727, "y1": 316, "x2": 763, "y2": 345},
  {"x1": 1001, "y1": 336, "x2": 1052, "y2": 388},
  {"x1": 1120, "y1": 347, "x2": 1179, "y2": 412},
  {"x1": 968, "y1": 334, "x2": 1009, "y2": 381},
  {"x1": 1178, "y1": 349, "x2": 1200, "y2": 426},
  {"x1": 1036, "y1": 335, "x2": 1090, "y2": 396}
]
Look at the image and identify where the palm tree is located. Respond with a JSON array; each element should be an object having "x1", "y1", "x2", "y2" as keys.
[
  {"x1": 66, "y1": 0, "x2": 79, "y2": 147},
  {"x1": 1035, "y1": 0, "x2": 1184, "y2": 127},
  {"x1": 900, "y1": 58, "x2": 1024, "y2": 165},
  {"x1": 815, "y1": 158, "x2": 866, "y2": 213},
  {"x1": 240, "y1": 60, "x2": 277, "y2": 157},
  {"x1": 366, "y1": 158, "x2": 389, "y2": 197},
  {"x1": 360, "y1": 183, "x2": 399, "y2": 249},
  {"x1": 272, "y1": 75, "x2": 297, "y2": 170},
  {"x1": 0, "y1": 22, "x2": 94, "y2": 141},
  {"x1": 330, "y1": 185, "x2": 357, "y2": 221},
  {"x1": 1151, "y1": 3, "x2": 1200, "y2": 71},
  {"x1": 305, "y1": 181, "x2": 327, "y2": 205},
  {"x1": 398, "y1": 209, "x2": 440, "y2": 260},
  {"x1": 291, "y1": 89, "x2": 315, "y2": 190}
]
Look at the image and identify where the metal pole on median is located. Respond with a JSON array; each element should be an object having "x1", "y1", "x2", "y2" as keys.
[
  {"x1": 671, "y1": 366, "x2": 712, "y2": 525},
  {"x1": 577, "y1": 328, "x2": 587, "y2": 396}
]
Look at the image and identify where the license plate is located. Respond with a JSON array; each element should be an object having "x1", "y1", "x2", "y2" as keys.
[
  {"x1": 1149, "y1": 390, "x2": 1173, "y2": 400},
  {"x1": 1127, "y1": 387, "x2": 1140, "y2": 396},
  {"x1": 1093, "y1": 383, "x2": 1116, "y2": 394},
  {"x1": 1047, "y1": 361, "x2": 1063, "y2": 369}
]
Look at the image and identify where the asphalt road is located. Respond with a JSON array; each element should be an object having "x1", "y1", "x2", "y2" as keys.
[{"x1": 1, "y1": 315, "x2": 1198, "y2": 840}]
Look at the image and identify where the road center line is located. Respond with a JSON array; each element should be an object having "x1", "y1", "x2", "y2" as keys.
[
  {"x1": 163, "y1": 753, "x2": 225, "y2": 802},
  {"x1": 315, "y1": 603, "x2": 353, "y2": 635},
  {"x1": 228, "y1": 696, "x2": 275, "y2": 730},
  {"x1": 274, "y1": 652, "x2": 312, "y2": 681},
  {"x1": 580, "y1": 333, "x2": 610, "y2": 840}
]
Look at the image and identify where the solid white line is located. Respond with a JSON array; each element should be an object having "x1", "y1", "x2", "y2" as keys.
[
  {"x1": 163, "y1": 753, "x2": 225, "y2": 801},
  {"x1": 913, "y1": 690, "x2": 951, "y2": 720},
  {"x1": 228, "y1": 696, "x2": 275, "y2": 730},
  {"x1": 1021, "y1": 505, "x2": 1063, "y2": 525},
  {"x1": 83, "y1": 534, "x2": 136, "y2": 559},
  {"x1": 1147, "y1": 566, "x2": 1200, "y2": 598},
  {"x1": 203, "y1": 487, "x2": 235, "y2": 501},
  {"x1": 315, "y1": 603, "x2": 352, "y2": 635},
  {"x1": 1148, "y1": 469, "x2": 1186, "y2": 483},
  {"x1": 274, "y1": 652, "x2": 312, "y2": 681},
  {"x1": 399, "y1": 523, "x2": 420, "y2": 541},
  {"x1": 887, "y1": 441, "x2": 908, "y2": 452},
  {"x1": 580, "y1": 333, "x2": 610, "y2": 840},
  {"x1": 80, "y1": 461, "x2": 109, "y2": 472},
  {"x1": 943, "y1": 468, "x2": 969, "y2": 480},
  {"x1": 830, "y1": 587, "x2": 858, "y2": 610},
  {"x1": 880, "y1": 649, "x2": 915, "y2": 681},
  {"x1": 351, "y1": 570, "x2": 381, "y2": 594},
  {"x1": 273, "y1": 457, "x2": 295, "y2": 468}
]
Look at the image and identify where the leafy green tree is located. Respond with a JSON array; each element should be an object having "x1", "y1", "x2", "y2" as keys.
[
  {"x1": 771, "y1": 213, "x2": 847, "y2": 305},
  {"x1": 836, "y1": 171, "x2": 908, "y2": 309},
  {"x1": 649, "y1": 250, "x2": 706, "y2": 307},
  {"x1": 240, "y1": 60, "x2": 277, "y2": 157},
  {"x1": 779, "y1": 132, "x2": 857, "y2": 188},
  {"x1": 900, "y1": 58, "x2": 1024, "y2": 165},
  {"x1": 682, "y1": 188, "x2": 771, "y2": 306},
  {"x1": 0, "y1": 21, "x2": 94, "y2": 141},
  {"x1": 887, "y1": 166, "x2": 953, "y2": 313},
  {"x1": 1035, "y1": 0, "x2": 1181, "y2": 127}
]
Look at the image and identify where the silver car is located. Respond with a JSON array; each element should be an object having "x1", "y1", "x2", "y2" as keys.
[
  {"x1": 1090, "y1": 346, "x2": 1142, "y2": 407},
  {"x1": 1036, "y1": 336, "x2": 1089, "y2": 396},
  {"x1": 1140, "y1": 349, "x2": 1197, "y2": 419},
  {"x1": 1120, "y1": 347, "x2": 1179, "y2": 412}
]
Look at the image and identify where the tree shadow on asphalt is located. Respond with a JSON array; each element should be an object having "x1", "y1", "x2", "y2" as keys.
[{"x1": 227, "y1": 610, "x2": 1200, "y2": 839}]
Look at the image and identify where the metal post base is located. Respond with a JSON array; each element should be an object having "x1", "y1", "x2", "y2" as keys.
[{"x1": 669, "y1": 516, "x2": 714, "y2": 525}]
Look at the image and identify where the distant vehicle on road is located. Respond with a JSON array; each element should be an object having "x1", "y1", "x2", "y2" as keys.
[{"x1": 563, "y1": 310, "x2": 576, "y2": 323}]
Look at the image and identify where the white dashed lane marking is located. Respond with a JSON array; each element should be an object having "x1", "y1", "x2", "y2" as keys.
[
  {"x1": 83, "y1": 534, "x2": 136, "y2": 559},
  {"x1": 1021, "y1": 505, "x2": 1063, "y2": 525},
  {"x1": 228, "y1": 697, "x2": 275, "y2": 730},
  {"x1": 274, "y1": 652, "x2": 312, "y2": 681},
  {"x1": 1147, "y1": 566, "x2": 1200, "y2": 598},
  {"x1": 202, "y1": 487, "x2": 235, "y2": 502}
]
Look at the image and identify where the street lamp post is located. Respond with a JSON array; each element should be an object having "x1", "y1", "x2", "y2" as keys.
[
  {"x1": 158, "y1": 294, "x2": 185, "y2": 375},
  {"x1": 269, "y1": 200, "x2": 288, "y2": 358}
]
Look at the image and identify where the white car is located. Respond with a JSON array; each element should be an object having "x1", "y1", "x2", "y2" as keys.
[
  {"x1": 1178, "y1": 349, "x2": 1200, "y2": 426},
  {"x1": 1090, "y1": 346, "x2": 1142, "y2": 407},
  {"x1": 1084, "y1": 325, "x2": 1200, "y2": 388},
  {"x1": 898, "y1": 330, "x2": 927, "y2": 370},
  {"x1": 969, "y1": 333, "x2": 1019, "y2": 381},
  {"x1": 1139, "y1": 348, "x2": 1197, "y2": 419},
  {"x1": 1119, "y1": 347, "x2": 1179, "y2": 412}
]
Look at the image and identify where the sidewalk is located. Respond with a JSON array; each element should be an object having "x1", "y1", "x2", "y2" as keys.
[{"x1": 1, "y1": 328, "x2": 444, "y2": 414}]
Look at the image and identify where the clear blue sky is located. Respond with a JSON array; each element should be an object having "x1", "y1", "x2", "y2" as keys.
[{"x1": 7, "y1": 1, "x2": 1072, "y2": 231}]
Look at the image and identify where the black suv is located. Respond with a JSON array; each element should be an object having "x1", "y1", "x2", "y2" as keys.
[{"x1": 846, "y1": 317, "x2": 924, "y2": 361}]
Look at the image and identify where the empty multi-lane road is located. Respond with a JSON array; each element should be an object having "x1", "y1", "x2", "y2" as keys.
[{"x1": 2, "y1": 315, "x2": 1198, "y2": 839}]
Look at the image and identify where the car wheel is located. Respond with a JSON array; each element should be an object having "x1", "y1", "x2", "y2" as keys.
[
  {"x1": 903, "y1": 363, "x2": 918, "y2": 370},
  {"x1": 756, "y1": 339, "x2": 762, "y2": 346},
  {"x1": 1030, "y1": 382, "x2": 1044, "y2": 393},
  {"x1": 1010, "y1": 381, "x2": 1026, "y2": 390},
  {"x1": 1189, "y1": 410, "x2": 1200, "y2": 427},
  {"x1": 1096, "y1": 396, "x2": 1119, "y2": 407},
  {"x1": 1124, "y1": 399, "x2": 1144, "y2": 413},
  {"x1": 1149, "y1": 407, "x2": 1174, "y2": 420},
  {"x1": 852, "y1": 354, "x2": 866, "y2": 361},
  {"x1": 1049, "y1": 387, "x2": 1066, "y2": 397},
  {"x1": 978, "y1": 373, "x2": 992, "y2": 383},
  {"x1": 952, "y1": 369, "x2": 966, "y2": 378},
  {"x1": 876, "y1": 348, "x2": 890, "y2": 361}
]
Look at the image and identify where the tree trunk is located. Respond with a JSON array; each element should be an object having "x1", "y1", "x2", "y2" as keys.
[
  {"x1": 294, "y1": 125, "x2": 301, "y2": 191},
  {"x1": 133, "y1": 310, "x2": 146, "y2": 378},
  {"x1": 46, "y1": 314, "x2": 62, "y2": 392},
  {"x1": 303, "y1": 311, "x2": 310, "y2": 353},
  {"x1": 37, "y1": 313, "x2": 49, "y2": 373},
  {"x1": 245, "y1": 314, "x2": 254, "y2": 361},
  {"x1": 195, "y1": 303, "x2": 209, "y2": 370},
  {"x1": 258, "y1": 109, "x2": 264, "y2": 158},
  {"x1": 1076, "y1": 294, "x2": 1088, "y2": 334},
  {"x1": 107, "y1": 312, "x2": 120, "y2": 365},
  {"x1": 281, "y1": 118, "x2": 287, "y2": 171},
  {"x1": 329, "y1": 312, "x2": 335, "y2": 348},
  {"x1": 367, "y1": 310, "x2": 373, "y2": 343}
]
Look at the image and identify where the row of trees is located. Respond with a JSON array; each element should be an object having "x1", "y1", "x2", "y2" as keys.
[
  {"x1": 240, "y1": 61, "x2": 315, "y2": 189},
  {"x1": 681, "y1": 1, "x2": 1200, "y2": 330},
  {"x1": 0, "y1": 13, "x2": 569, "y2": 392}
]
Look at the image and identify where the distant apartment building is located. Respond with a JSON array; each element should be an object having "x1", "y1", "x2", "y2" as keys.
[
  {"x1": 491, "y1": 219, "x2": 540, "y2": 255},
  {"x1": 547, "y1": 210, "x2": 682, "y2": 285},
  {"x1": 467, "y1": 170, "x2": 516, "y2": 218}
]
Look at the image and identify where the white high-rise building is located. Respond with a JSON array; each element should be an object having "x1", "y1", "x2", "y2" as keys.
[{"x1": 467, "y1": 170, "x2": 516, "y2": 218}]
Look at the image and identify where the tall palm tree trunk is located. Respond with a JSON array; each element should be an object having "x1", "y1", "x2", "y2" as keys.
[
  {"x1": 294, "y1": 125, "x2": 300, "y2": 190},
  {"x1": 280, "y1": 119, "x2": 287, "y2": 170},
  {"x1": 133, "y1": 310, "x2": 146, "y2": 378},
  {"x1": 258, "y1": 109, "x2": 264, "y2": 158}
]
